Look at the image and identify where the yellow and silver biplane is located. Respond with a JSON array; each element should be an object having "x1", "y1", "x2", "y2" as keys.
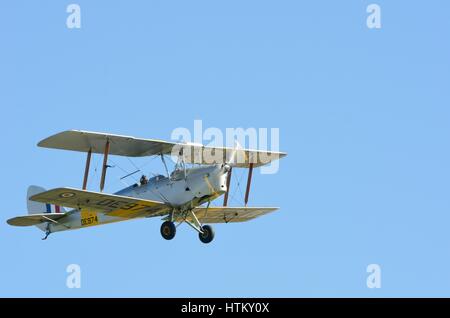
[{"x1": 7, "y1": 130, "x2": 287, "y2": 243}]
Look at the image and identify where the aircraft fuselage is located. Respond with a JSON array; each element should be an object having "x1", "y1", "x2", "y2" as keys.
[{"x1": 47, "y1": 165, "x2": 228, "y2": 233}]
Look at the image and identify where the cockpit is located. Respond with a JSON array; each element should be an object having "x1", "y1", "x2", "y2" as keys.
[{"x1": 148, "y1": 174, "x2": 167, "y2": 182}]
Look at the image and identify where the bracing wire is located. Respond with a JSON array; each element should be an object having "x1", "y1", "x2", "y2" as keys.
[
  {"x1": 229, "y1": 168, "x2": 245, "y2": 206},
  {"x1": 109, "y1": 157, "x2": 139, "y2": 184},
  {"x1": 126, "y1": 156, "x2": 141, "y2": 172},
  {"x1": 89, "y1": 154, "x2": 100, "y2": 190}
]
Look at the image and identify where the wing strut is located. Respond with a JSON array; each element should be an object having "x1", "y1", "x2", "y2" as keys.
[
  {"x1": 82, "y1": 148, "x2": 92, "y2": 190},
  {"x1": 161, "y1": 154, "x2": 170, "y2": 178},
  {"x1": 100, "y1": 140, "x2": 110, "y2": 192},
  {"x1": 244, "y1": 163, "x2": 254, "y2": 207},
  {"x1": 223, "y1": 167, "x2": 233, "y2": 206}
]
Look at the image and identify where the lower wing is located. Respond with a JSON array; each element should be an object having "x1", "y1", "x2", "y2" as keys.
[{"x1": 185, "y1": 206, "x2": 279, "y2": 223}]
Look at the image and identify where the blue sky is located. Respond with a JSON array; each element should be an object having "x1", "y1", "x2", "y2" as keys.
[{"x1": 1, "y1": 0, "x2": 450, "y2": 297}]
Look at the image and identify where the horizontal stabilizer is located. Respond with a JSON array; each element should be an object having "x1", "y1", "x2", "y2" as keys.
[{"x1": 7, "y1": 213, "x2": 66, "y2": 227}]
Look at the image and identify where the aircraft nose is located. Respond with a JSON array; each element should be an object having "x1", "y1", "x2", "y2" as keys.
[
  {"x1": 222, "y1": 164, "x2": 232, "y2": 173},
  {"x1": 217, "y1": 171, "x2": 228, "y2": 194},
  {"x1": 188, "y1": 166, "x2": 228, "y2": 197},
  {"x1": 206, "y1": 168, "x2": 228, "y2": 194}
]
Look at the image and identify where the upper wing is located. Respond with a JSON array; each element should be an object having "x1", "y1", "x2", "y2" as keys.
[
  {"x1": 38, "y1": 130, "x2": 175, "y2": 157},
  {"x1": 38, "y1": 130, "x2": 286, "y2": 168},
  {"x1": 183, "y1": 206, "x2": 279, "y2": 224},
  {"x1": 7, "y1": 213, "x2": 66, "y2": 227},
  {"x1": 30, "y1": 187, "x2": 169, "y2": 219}
]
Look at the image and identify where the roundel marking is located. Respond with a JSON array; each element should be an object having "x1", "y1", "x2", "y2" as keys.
[{"x1": 59, "y1": 192, "x2": 76, "y2": 198}]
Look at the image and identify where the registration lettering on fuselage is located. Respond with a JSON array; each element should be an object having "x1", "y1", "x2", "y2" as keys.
[{"x1": 80, "y1": 209, "x2": 99, "y2": 227}]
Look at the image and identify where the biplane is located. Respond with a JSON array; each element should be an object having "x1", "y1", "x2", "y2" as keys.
[{"x1": 7, "y1": 130, "x2": 287, "y2": 243}]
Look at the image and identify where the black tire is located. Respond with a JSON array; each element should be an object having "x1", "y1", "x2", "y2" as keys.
[
  {"x1": 160, "y1": 221, "x2": 176, "y2": 240},
  {"x1": 198, "y1": 225, "x2": 215, "y2": 244}
]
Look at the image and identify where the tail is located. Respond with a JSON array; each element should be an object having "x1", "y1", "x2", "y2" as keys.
[{"x1": 27, "y1": 185, "x2": 66, "y2": 231}]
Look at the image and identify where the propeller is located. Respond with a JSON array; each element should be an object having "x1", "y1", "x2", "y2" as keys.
[
  {"x1": 222, "y1": 140, "x2": 243, "y2": 172},
  {"x1": 222, "y1": 140, "x2": 243, "y2": 206}
]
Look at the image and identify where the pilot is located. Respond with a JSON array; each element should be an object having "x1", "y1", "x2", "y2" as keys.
[{"x1": 140, "y1": 175, "x2": 148, "y2": 185}]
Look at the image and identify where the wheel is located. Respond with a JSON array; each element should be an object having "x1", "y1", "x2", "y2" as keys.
[
  {"x1": 198, "y1": 224, "x2": 215, "y2": 244},
  {"x1": 160, "y1": 221, "x2": 176, "y2": 240}
]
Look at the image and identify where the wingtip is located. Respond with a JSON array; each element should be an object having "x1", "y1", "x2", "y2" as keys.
[{"x1": 37, "y1": 129, "x2": 80, "y2": 148}]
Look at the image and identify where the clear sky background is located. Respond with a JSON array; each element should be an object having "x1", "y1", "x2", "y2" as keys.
[{"x1": 1, "y1": 0, "x2": 450, "y2": 297}]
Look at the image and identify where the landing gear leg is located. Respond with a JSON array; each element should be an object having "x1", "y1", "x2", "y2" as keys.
[{"x1": 185, "y1": 209, "x2": 215, "y2": 244}]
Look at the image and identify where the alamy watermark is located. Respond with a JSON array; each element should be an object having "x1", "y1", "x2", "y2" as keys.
[
  {"x1": 366, "y1": 264, "x2": 381, "y2": 289},
  {"x1": 66, "y1": 263, "x2": 81, "y2": 289},
  {"x1": 66, "y1": 4, "x2": 81, "y2": 29},
  {"x1": 366, "y1": 4, "x2": 381, "y2": 29},
  {"x1": 170, "y1": 120, "x2": 282, "y2": 174}
]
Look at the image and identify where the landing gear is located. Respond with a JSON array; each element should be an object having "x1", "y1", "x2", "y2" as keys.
[
  {"x1": 160, "y1": 221, "x2": 176, "y2": 240},
  {"x1": 184, "y1": 209, "x2": 215, "y2": 244},
  {"x1": 160, "y1": 208, "x2": 215, "y2": 243},
  {"x1": 198, "y1": 225, "x2": 214, "y2": 244}
]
